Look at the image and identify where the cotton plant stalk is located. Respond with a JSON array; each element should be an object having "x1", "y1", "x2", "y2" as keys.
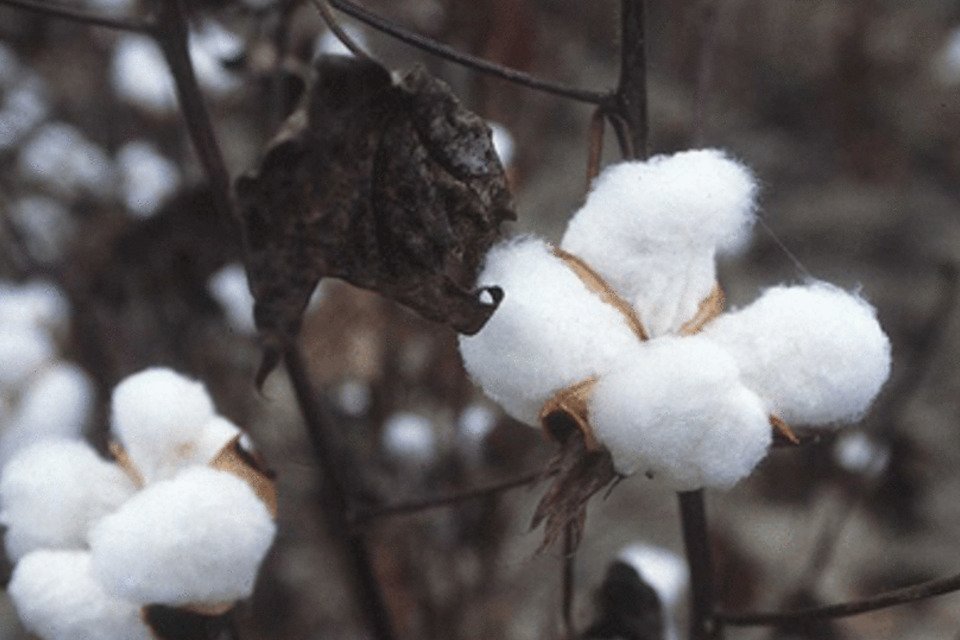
[
  {"x1": 0, "y1": 368, "x2": 277, "y2": 640},
  {"x1": 459, "y1": 149, "x2": 891, "y2": 539}
]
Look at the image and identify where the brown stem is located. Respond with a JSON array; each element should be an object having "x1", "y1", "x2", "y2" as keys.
[
  {"x1": 561, "y1": 524, "x2": 576, "y2": 639},
  {"x1": 152, "y1": 0, "x2": 236, "y2": 225},
  {"x1": 586, "y1": 107, "x2": 606, "y2": 189},
  {"x1": 678, "y1": 490, "x2": 722, "y2": 640},
  {"x1": 284, "y1": 346, "x2": 396, "y2": 640},
  {"x1": 719, "y1": 570, "x2": 960, "y2": 626},
  {"x1": 614, "y1": 0, "x2": 648, "y2": 160},
  {"x1": 326, "y1": 0, "x2": 609, "y2": 105},
  {"x1": 0, "y1": 0, "x2": 153, "y2": 32}
]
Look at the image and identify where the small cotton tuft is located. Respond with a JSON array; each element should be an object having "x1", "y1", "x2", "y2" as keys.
[
  {"x1": 459, "y1": 237, "x2": 643, "y2": 425},
  {"x1": 0, "y1": 440, "x2": 136, "y2": 561},
  {"x1": 589, "y1": 336, "x2": 771, "y2": 490},
  {"x1": 90, "y1": 466, "x2": 276, "y2": 606},
  {"x1": 561, "y1": 149, "x2": 757, "y2": 336},
  {"x1": 382, "y1": 412, "x2": 437, "y2": 464},
  {"x1": 110, "y1": 368, "x2": 216, "y2": 481},
  {"x1": 9, "y1": 550, "x2": 151, "y2": 640},
  {"x1": 703, "y1": 283, "x2": 891, "y2": 426},
  {"x1": 0, "y1": 325, "x2": 54, "y2": 390}
]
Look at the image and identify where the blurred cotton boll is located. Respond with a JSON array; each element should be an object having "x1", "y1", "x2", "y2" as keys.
[
  {"x1": 334, "y1": 379, "x2": 372, "y2": 417},
  {"x1": 9, "y1": 196, "x2": 76, "y2": 264},
  {"x1": 208, "y1": 263, "x2": 256, "y2": 334},
  {"x1": 18, "y1": 122, "x2": 115, "y2": 200},
  {"x1": 488, "y1": 121, "x2": 515, "y2": 168},
  {"x1": 617, "y1": 543, "x2": 688, "y2": 640},
  {"x1": 0, "y1": 76, "x2": 49, "y2": 152},
  {"x1": 111, "y1": 35, "x2": 176, "y2": 112},
  {"x1": 315, "y1": 24, "x2": 369, "y2": 58},
  {"x1": 382, "y1": 412, "x2": 437, "y2": 464},
  {"x1": 189, "y1": 20, "x2": 243, "y2": 97},
  {"x1": 833, "y1": 431, "x2": 890, "y2": 479},
  {"x1": 0, "y1": 325, "x2": 54, "y2": 390},
  {"x1": 933, "y1": 27, "x2": 960, "y2": 86},
  {"x1": 0, "y1": 279, "x2": 70, "y2": 333},
  {"x1": 117, "y1": 141, "x2": 181, "y2": 218}
]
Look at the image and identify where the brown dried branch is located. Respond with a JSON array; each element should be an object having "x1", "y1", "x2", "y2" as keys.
[
  {"x1": 679, "y1": 490, "x2": 723, "y2": 640},
  {"x1": 0, "y1": 0, "x2": 153, "y2": 32},
  {"x1": 325, "y1": 0, "x2": 609, "y2": 105}
]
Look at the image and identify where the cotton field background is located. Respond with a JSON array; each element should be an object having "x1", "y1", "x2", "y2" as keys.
[{"x1": 1, "y1": 1, "x2": 960, "y2": 639}]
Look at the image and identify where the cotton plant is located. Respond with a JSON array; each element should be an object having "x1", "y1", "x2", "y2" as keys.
[
  {"x1": 459, "y1": 149, "x2": 891, "y2": 539},
  {"x1": 0, "y1": 280, "x2": 94, "y2": 465},
  {"x1": 0, "y1": 368, "x2": 277, "y2": 640}
]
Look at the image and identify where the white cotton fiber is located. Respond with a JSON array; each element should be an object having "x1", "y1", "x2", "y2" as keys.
[
  {"x1": 110, "y1": 368, "x2": 216, "y2": 482},
  {"x1": 9, "y1": 549, "x2": 151, "y2": 640},
  {"x1": 459, "y1": 237, "x2": 644, "y2": 425},
  {"x1": 561, "y1": 149, "x2": 757, "y2": 336},
  {"x1": 0, "y1": 362, "x2": 95, "y2": 464},
  {"x1": 0, "y1": 325, "x2": 54, "y2": 391},
  {"x1": 0, "y1": 440, "x2": 136, "y2": 561},
  {"x1": 190, "y1": 416, "x2": 242, "y2": 466},
  {"x1": 208, "y1": 263, "x2": 256, "y2": 335},
  {"x1": 90, "y1": 466, "x2": 276, "y2": 606},
  {"x1": 702, "y1": 283, "x2": 891, "y2": 426},
  {"x1": 589, "y1": 336, "x2": 771, "y2": 490}
]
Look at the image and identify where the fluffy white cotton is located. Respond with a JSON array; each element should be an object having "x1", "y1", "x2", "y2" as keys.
[
  {"x1": 189, "y1": 21, "x2": 242, "y2": 97},
  {"x1": 0, "y1": 440, "x2": 135, "y2": 561},
  {"x1": 0, "y1": 362, "x2": 95, "y2": 464},
  {"x1": 703, "y1": 283, "x2": 891, "y2": 426},
  {"x1": 9, "y1": 550, "x2": 152, "y2": 640},
  {"x1": 0, "y1": 75, "x2": 49, "y2": 152},
  {"x1": 18, "y1": 122, "x2": 115, "y2": 199},
  {"x1": 208, "y1": 263, "x2": 256, "y2": 334},
  {"x1": 382, "y1": 412, "x2": 437, "y2": 464},
  {"x1": 110, "y1": 368, "x2": 216, "y2": 482},
  {"x1": 0, "y1": 279, "x2": 70, "y2": 332},
  {"x1": 112, "y1": 35, "x2": 176, "y2": 112},
  {"x1": 90, "y1": 466, "x2": 276, "y2": 605},
  {"x1": 459, "y1": 237, "x2": 643, "y2": 425},
  {"x1": 117, "y1": 140, "x2": 181, "y2": 218},
  {"x1": 561, "y1": 149, "x2": 757, "y2": 336},
  {"x1": 0, "y1": 325, "x2": 54, "y2": 390},
  {"x1": 589, "y1": 336, "x2": 771, "y2": 490},
  {"x1": 191, "y1": 416, "x2": 243, "y2": 466}
]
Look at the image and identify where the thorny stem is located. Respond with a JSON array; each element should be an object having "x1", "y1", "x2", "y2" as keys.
[
  {"x1": 679, "y1": 490, "x2": 722, "y2": 640},
  {"x1": 285, "y1": 347, "x2": 397, "y2": 640},
  {"x1": 0, "y1": 0, "x2": 153, "y2": 32},
  {"x1": 325, "y1": 0, "x2": 609, "y2": 105}
]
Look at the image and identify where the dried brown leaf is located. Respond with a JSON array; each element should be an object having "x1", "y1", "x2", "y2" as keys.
[{"x1": 237, "y1": 56, "x2": 515, "y2": 382}]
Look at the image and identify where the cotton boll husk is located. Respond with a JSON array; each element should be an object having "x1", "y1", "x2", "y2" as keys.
[
  {"x1": 702, "y1": 283, "x2": 891, "y2": 426},
  {"x1": 9, "y1": 550, "x2": 151, "y2": 640},
  {"x1": 0, "y1": 325, "x2": 54, "y2": 390},
  {"x1": 111, "y1": 368, "x2": 216, "y2": 482},
  {"x1": 459, "y1": 237, "x2": 643, "y2": 425},
  {"x1": 190, "y1": 416, "x2": 243, "y2": 466},
  {"x1": 561, "y1": 149, "x2": 757, "y2": 336},
  {"x1": 589, "y1": 336, "x2": 771, "y2": 491},
  {"x1": 90, "y1": 466, "x2": 276, "y2": 606},
  {"x1": 0, "y1": 362, "x2": 95, "y2": 464},
  {"x1": 0, "y1": 440, "x2": 136, "y2": 561}
]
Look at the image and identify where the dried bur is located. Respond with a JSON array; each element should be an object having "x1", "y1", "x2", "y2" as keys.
[{"x1": 236, "y1": 55, "x2": 515, "y2": 384}]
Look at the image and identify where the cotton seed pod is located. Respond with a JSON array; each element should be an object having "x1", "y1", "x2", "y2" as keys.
[
  {"x1": 459, "y1": 236, "x2": 643, "y2": 425},
  {"x1": 702, "y1": 282, "x2": 891, "y2": 426},
  {"x1": 561, "y1": 149, "x2": 757, "y2": 336}
]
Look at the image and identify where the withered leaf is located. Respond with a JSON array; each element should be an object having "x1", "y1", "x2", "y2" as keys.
[{"x1": 236, "y1": 56, "x2": 515, "y2": 381}]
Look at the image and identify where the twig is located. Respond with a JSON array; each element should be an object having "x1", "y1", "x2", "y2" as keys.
[
  {"x1": 325, "y1": 0, "x2": 609, "y2": 105},
  {"x1": 0, "y1": 0, "x2": 153, "y2": 32},
  {"x1": 613, "y1": 0, "x2": 648, "y2": 160},
  {"x1": 586, "y1": 107, "x2": 606, "y2": 189},
  {"x1": 718, "y1": 569, "x2": 960, "y2": 625},
  {"x1": 351, "y1": 469, "x2": 549, "y2": 525},
  {"x1": 562, "y1": 524, "x2": 576, "y2": 639},
  {"x1": 693, "y1": 0, "x2": 719, "y2": 145},
  {"x1": 285, "y1": 346, "x2": 396, "y2": 640},
  {"x1": 309, "y1": 0, "x2": 371, "y2": 60},
  {"x1": 152, "y1": 0, "x2": 236, "y2": 226},
  {"x1": 679, "y1": 490, "x2": 722, "y2": 640}
]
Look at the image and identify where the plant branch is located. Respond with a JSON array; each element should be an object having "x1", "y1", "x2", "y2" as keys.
[
  {"x1": 561, "y1": 524, "x2": 576, "y2": 639},
  {"x1": 0, "y1": 0, "x2": 153, "y2": 32},
  {"x1": 285, "y1": 346, "x2": 396, "y2": 640},
  {"x1": 613, "y1": 0, "x2": 648, "y2": 160},
  {"x1": 718, "y1": 569, "x2": 960, "y2": 625},
  {"x1": 679, "y1": 490, "x2": 722, "y2": 640},
  {"x1": 325, "y1": 0, "x2": 609, "y2": 105}
]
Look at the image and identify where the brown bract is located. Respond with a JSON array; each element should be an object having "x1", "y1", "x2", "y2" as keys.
[{"x1": 236, "y1": 56, "x2": 515, "y2": 384}]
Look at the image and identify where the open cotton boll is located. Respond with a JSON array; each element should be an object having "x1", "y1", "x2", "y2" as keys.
[
  {"x1": 190, "y1": 416, "x2": 243, "y2": 467},
  {"x1": 90, "y1": 466, "x2": 275, "y2": 606},
  {"x1": 459, "y1": 237, "x2": 643, "y2": 425},
  {"x1": 0, "y1": 325, "x2": 54, "y2": 390},
  {"x1": 382, "y1": 412, "x2": 437, "y2": 464},
  {"x1": 702, "y1": 283, "x2": 891, "y2": 426},
  {"x1": 0, "y1": 362, "x2": 95, "y2": 464},
  {"x1": 589, "y1": 336, "x2": 771, "y2": 491},
  {"x1": 111, "y1": 368, "x2": 216, "y2": 482},
  {"x1": 9, "y1": 550, "x2": 151, "y2": 640},
  {"x1": 561, "y1": 149, "x2": 757, "y2": 336},
  {"x1": 1, "y1": 440, "x2": 136, "y2": 562},
  {"x1": 0, "y1": 279, "x2": 70, "y2": 332}
]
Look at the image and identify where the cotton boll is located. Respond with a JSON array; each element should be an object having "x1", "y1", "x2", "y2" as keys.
[
  {"x1": 618, "y1": 544, "x2": 688, "y2": 640},
  {"x1": 18, "y1": 122, "x2": 115, "y2": 199},
  {"x1": 382, "y1": 412, "x2": 437, "y2": 464},
  {"x1": 208, "y1": 263, "x2": 256, "y2": 335},
  {"x1": 9, "y1": 196, "x2": 76, "y2": 264},
  {"x1": 90, "y1": 467, "x2": 276, "y2": 606},
  {"x1": 0, "y1": 325, "x2": 54, "y2": 390},
  {"x1": 117, "y1": 140, "x2": 181, "y2": 218},
  {"x1": 191, "y1": 416, "x2": 243, "y2": 466},
  {"x1": 112, "y1": 35, "x2": 177, "y2": 112},
  {"x1": 561, "y1": 149, "x2": 757, "y2": 336},
  {"x1": 0, "y1": 279, "x2": 70, "y2": 332},
  {"x1": 189, "y1": 21, "x2": 242, "y2": 97},
  {"x1": 459, "y1": 237, "x2": 643, "y2": 425},
  {"x1": 703, "y1": 283, "x2": 891, "y2": 427},
  {"x1": 315, "y1": 25, "x2": 369, "y2": 58},
  {"x1": 0, "y1": 440, "x2": 136, "y2": 561},
  {"x1": 833, "y1": 431, "x2": 890, "y2": 479},
  {"x1": 589, "y1": 336, "x2": 771, "y2": 491},
  {"x1": 9, "y1": 550, "x2": 151, "y2": 640},
  {"x1": 110, "y1": 368, "x2": 216, "y2": 482},
  {"x1": 0, "y1": 362, "x2": 95, "y2": 464}
]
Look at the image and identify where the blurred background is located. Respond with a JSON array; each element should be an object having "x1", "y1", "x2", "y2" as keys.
[{"x1": 1, "y1": 0, "x2": 960, "y2": 638}]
